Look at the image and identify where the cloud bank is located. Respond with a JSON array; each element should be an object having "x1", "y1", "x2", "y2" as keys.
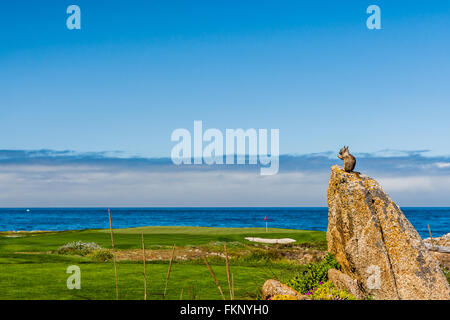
[{"x1": 0, "y1": 149, "x2": 450, "y2": 207}]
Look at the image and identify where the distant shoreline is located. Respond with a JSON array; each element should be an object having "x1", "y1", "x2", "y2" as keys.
[
  {"x1": 0, "y1": 225, "x2": 326, "y2": 234},
  {"x1": 0, "y1": 207, "x2": 448, "y2": 239}
]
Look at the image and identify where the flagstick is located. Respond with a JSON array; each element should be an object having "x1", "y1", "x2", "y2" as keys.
[
  {"x1": 266, "y1": 220, "x2": 268, "y2": 232},
  {"x1": 108, "y1": 209, "x2": 119, "y2": 300},
  {"x1": 142, "y1": 232, "x2": 147, "y2": 300}
]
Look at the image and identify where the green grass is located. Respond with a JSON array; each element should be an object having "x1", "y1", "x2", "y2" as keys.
[
  {"x1": 0, "y1": 253, "x2": 306, "y2": 300},
  {"x1": 0, "y1": 226, "x2": 326, "y2": 252},
  {"x1": 0, "y1": 226, "x2": 325, "y2": 300}
]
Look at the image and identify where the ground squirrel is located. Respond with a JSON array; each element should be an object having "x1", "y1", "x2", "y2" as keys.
[{"x1": 338, "y1": 146, "x2": 356, "y2": 172}]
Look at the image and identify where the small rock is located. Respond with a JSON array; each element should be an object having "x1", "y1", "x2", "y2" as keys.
[
  {"x1": 424, "y1": 243, "x2": 450, "y2": 253},
  {"x1": 424, "y1": 233, "x2": 450, "y2": 247},
  {"x1": 261, "y1": 279, "x2": 305, "y2": 300},
  {"x1": 429, "y1": 251, "x2": 450, "y2": 269},
  {"x1": 327, "y1": 269, "x2": 365, "y2": 300}
]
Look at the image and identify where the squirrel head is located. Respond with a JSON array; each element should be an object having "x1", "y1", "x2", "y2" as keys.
[{"x1": 338, "y1": 146, "x2": 350, "y2": 158}]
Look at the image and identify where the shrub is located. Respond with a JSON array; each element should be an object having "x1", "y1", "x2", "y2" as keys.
[
  {"x1": 307, "y1": 281, "x2": 356, "y2": 300},
  {"x1": 87, "y1": 249, "x2": 113, "y2": 262},
  {"x1": 58, "y1": 241, "x2": 103, "y2": 256},
  {"x1": 287, "y1": 252, "x2": 340, "y2": 294}
]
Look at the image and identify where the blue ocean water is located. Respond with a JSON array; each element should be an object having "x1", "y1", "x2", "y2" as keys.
[{"x1": 0, "y1": 207, "x2": 448, "y2": 239}]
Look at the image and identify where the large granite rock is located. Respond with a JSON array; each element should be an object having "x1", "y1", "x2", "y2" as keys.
[{"x1": 327, "y1": 165, "x2": 450, "y2": 300}]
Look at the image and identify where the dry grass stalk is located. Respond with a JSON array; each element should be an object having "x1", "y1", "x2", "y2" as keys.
[
  {"x1": 428, "y1": 224, "x2": 435, "y2": 249},
  {"x1": 141, "y1": 232, "x2": 147, "y2": 300},
  {"x1": 108, "y1": 208, "x2": 119, "y2": 300},
  {"x1": 202, "y1": 256, "x2": 226, "y2": 300},
  {"x1": 164, "y1": 244, "x2": 176, "y2": 299},
  {"x1": 224, "y1": 244, "x2": 232, "y2": 300}
]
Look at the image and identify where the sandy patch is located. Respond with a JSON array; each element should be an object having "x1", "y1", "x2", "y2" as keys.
[{"x1": 245, "y1": 237, "x2": 296, "y2": 244}]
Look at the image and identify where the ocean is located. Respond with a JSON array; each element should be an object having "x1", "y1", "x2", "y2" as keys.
[{"x1": 0, "y1": 207, "x2": 448, "y2": 239}]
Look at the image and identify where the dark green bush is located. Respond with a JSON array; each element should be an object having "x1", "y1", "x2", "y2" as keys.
[{"x1": 287, "y1": 252, "x2": 340, "y2": 294}]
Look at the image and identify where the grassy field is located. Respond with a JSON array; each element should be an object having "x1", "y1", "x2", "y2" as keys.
[{"x1": 0, "y1": 226, "x2": 326, "y2": 300}]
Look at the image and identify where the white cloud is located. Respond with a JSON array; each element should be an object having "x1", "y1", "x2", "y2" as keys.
[
  {"x1": 435, "y1": 162, "x2": 450, "y2": 168},
  {"x1": 2, "y1": 149, "x2": 450, "y2": 207},
  {"x1": 376, "y1": 175, "x2": 450, "y2": 206},
  {"x1": 378, "y1": 176, "x2": 436, "y2": 192},
  {"x1": 0, "y1": 164, "x2": 329, "y2": 207}
]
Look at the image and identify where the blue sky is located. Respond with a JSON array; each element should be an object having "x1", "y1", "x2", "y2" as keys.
[
  {"x1": 1, "y1": 1, "x2": 450, "y2": 206},
  {"x1": 1, "y1": 1, "x2": 450, "y2": 156}
]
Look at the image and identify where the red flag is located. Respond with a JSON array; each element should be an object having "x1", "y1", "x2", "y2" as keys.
[{"x1": 264, "y1": 216, "x2": 267, "y2": 221}]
